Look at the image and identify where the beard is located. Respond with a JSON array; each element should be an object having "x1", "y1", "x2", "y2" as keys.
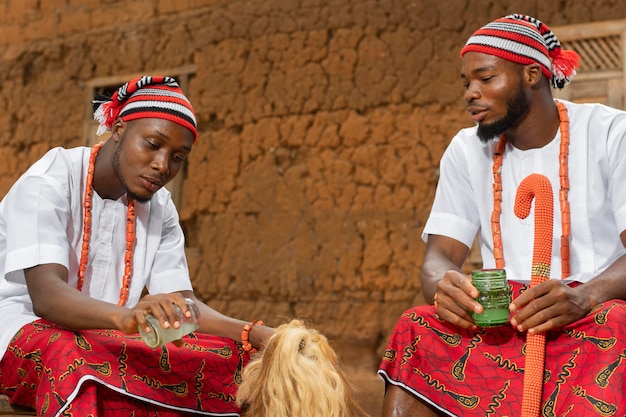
[
  {"x1": 476, "y1": 82, "x2": 530, "y2": 143},
  {"x1": 112, "y1": 136, "x2": 152, "y2": 203}
]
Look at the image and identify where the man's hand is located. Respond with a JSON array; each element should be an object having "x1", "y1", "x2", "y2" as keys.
[
  {"x1": 117, "y1": 292, "x2": 193, "y2": 347},
  {"x1": 509, "y1": 279, "x2": 589, "y2": 334},
  {"x1": 434, "y1": 270, "x2": 482, "y2": 329}
]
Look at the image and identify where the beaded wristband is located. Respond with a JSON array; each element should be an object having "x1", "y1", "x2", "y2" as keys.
[{"x1": 241, "y1": 320, "x2": 265, "y2": 353}]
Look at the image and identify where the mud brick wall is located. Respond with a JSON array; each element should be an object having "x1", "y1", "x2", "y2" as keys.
[{"x1": 0, "y1": 0, "x2": 624, "y2": 372}]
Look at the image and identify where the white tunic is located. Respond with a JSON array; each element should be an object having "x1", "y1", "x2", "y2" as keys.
[
  {"x1": 423, "y1": 100, "x2": 626, "y2": 283},
  {"x1": 0, "y1": 147, "x2": 193, "y2": 357}
]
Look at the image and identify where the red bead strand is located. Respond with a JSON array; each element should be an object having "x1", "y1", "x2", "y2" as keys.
[
  {"x1": 491, "y1": 101, "x2": 571, "y2": 279},
  {"x1": 77, "y1": 142, "x2": 136, "y2": 306}
]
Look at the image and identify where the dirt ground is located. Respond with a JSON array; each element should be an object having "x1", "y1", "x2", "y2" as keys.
[{"x1": 350, "y1": 367, "x2": 385, "y2": 417}]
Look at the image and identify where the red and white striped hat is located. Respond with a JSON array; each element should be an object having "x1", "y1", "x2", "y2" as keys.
[
  {"x1": 461, "y1": 14, "x2": 580, "y2": 89},
  {"x1": 93, "y1": 75, "x2": 197, "y2": 141}
]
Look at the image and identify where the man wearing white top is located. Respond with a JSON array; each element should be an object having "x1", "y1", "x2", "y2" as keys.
[
  {"x1": 0, "y1": 75, "x2": 272, "y2": 416},
  {"x1": 379, "y1": 14, "x2": 626, "y2": 417}
]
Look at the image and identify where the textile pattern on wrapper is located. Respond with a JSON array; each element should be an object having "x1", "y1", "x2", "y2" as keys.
[
  {"x1": 0, "y1": 319, "x2": 249, "y2": 416},
  {"x1": 379, "y1": 282, "x2": 626, "y2": 416}
]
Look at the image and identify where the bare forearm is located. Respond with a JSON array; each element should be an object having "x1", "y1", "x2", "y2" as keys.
[
  {"x1": 195, "y1": 302, "x2": 243, "y2": 340},
  {"x1": 420, "y1": 235, "x2": 469, "y2": 304},
  {"x1": 421, "y1": 257, "x2": 464, "y2": 304},
  {"x1": 580, "y1": 232, "x2": 626, "y2": 308},
  {"x1": 190, "y1": 294, "x2": 271, "y2": 347},
  {"x1": 27, "y1": 272, "x2": 126, "y2": 330},
  {"x1": 578, "y1": 253, "x2": 626, "y2": 309}
]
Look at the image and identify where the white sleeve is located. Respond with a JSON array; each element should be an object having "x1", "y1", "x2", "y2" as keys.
[
  {"x1": 422, "y1": 135, "x2": 481, "y2": 248},
  {"x1": 607, "y1": 112, "x2": 626, "y2": 234},
  {"x1": 4, "y1": 175, "x2": 71, "y2": 285}
]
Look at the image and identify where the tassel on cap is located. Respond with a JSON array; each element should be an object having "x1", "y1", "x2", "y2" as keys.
[{"x1": 550, "y1": 48, "x2": 581, "y2": 89}]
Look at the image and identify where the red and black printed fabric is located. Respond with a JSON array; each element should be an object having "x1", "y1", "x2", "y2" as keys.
[
  {"x1": 0, "y1": 320, "x2": 248, "y2": 416},
  {"x1": 379, "y1": 283, "x2": 626, "y2": 416}
]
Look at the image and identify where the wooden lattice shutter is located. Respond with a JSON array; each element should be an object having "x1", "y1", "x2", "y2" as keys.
[{"x1": 552, "y1": 19, "x2": 626, "y2": 109}]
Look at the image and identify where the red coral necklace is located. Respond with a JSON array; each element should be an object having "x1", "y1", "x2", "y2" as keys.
[
  {"x1": 76, "y1": 142, "x2": 136, "y2": 306},
  {"x1": 491, "y1": 100, "x2": 571, "y2": 279}
]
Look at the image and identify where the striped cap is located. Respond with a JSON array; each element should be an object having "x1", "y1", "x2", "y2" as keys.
[
  {"x1": 461, "y1": 14, "x2": 580, "y2": 89},
  {"x1": 93, "y1": 76, "x2": 197, "y2": 141}
]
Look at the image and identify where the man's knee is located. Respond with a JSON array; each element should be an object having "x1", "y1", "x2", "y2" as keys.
[{"x1": 381, "y1": 384, "x2": 441, "y2": 417}]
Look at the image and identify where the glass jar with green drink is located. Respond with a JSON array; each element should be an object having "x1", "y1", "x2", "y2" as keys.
[{"x1": 472, "y1": 268, "x2": 511, "y2": 327}]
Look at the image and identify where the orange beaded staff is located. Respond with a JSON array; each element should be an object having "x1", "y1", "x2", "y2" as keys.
[
  {"x1": 514, "y1": 174, "x2": 554, "y2": 417},
  {"x1": 492, "y1": 101, "x2": 571, "y2": 416}
]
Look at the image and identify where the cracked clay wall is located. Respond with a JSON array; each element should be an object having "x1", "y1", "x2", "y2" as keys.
[{"x1": 1, "y1": 0, "x2": 625, "y2": 375}]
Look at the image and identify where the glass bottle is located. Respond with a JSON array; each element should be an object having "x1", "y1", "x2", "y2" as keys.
[{"x1": 138, "y1": 298, "x2": 201, "y2": 348}]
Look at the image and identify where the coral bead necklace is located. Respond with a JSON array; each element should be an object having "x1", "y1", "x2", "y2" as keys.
[
  {"x1": 76, "y1": 142, "x2": 136, "y2": 306},
  {"x1": 491, "y1": 100, "x2": 571, "y2": 279}
]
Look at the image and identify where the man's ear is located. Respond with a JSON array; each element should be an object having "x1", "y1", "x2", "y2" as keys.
[
  {"x1": 525, "y1": 63, "x2": 543, "y2": 87},
  {"x1": 111, "y1": 119, "x2": 125, "y2": 142}
]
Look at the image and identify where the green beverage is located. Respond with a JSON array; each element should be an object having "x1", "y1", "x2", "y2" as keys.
[{"x1": 472, "y1": 268, "x2": 511, "y2": 327}]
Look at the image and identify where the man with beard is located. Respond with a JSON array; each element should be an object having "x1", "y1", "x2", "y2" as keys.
[
  {"x1": 379, "y1": 14, "x2": 626, "y2": 416},
  {"x1": 0, "y1": 76, "x2": 273, "y2": 416}
]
